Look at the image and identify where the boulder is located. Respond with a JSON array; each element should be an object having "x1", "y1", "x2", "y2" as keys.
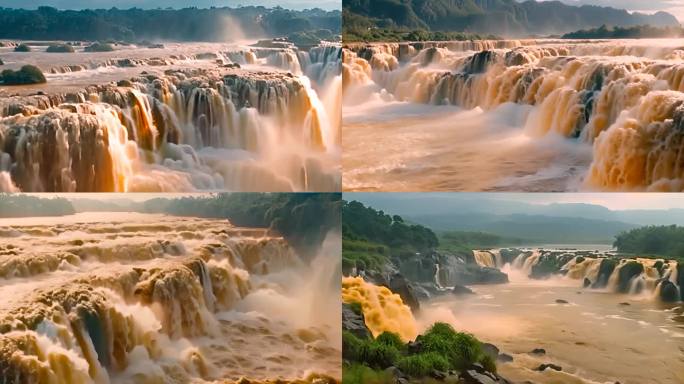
[
  {"x1": 593, "y1": 258, "x2": 617, "y2": 289},
  {"x1": 536, "y1": 363, "x2": 562, "y2": 372},
  {"x1": 658, "y1": 280, "x2": 680, "y2": 303},
  {"x1": 430, "y1": 370, "x2": 447, "y2": 380},
  {"x1": 677, "y1": 262, "x2": 684, "y2": 301},
  {"x1": 389, "y1": 273, "x2": 420, "y2": 312},
  {"x1": 407, "y1": 339, "x2": 423, "y2": 354},
  {"x1": 481, "y1": 343, "x2": 499, "y2": 360},
  {"x1": 616, "y1": 261, "x2": 644, "y2": 293},
  {"x1": 453, "y1": 284, "x2": 476, "y2": 295},
  {"x1": 530, "y1": 348, "x2": 546, "y2": 355},
  {"x1": 583, "y1": 278, "x2": 592, "y2": 288},
  {"x1": 555, "y1": 299, "x2": 569, "y2": 304},
  {"x1": 384, "y1": 366, "x2": 407, "y2": 380},
  {"x1": 459, "y1": 364, "x2": 503, "y2": 384},
  {"x1": 498, "y1": 353, "x2": 513, "y2": 363},
  {"x1": 342, "y1": 303, "x2": 370, "y2": 339}
]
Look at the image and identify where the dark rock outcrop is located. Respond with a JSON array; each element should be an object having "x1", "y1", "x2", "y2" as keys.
[
  {"x1": 460, "y1": 363, "x2": 510, "y2": 384},
  {"x1": 536, "y1": 363, "x2": 562, "y2": 372},
  {"x1": 659, "y1": 280, "x2": 680, "y2": 303},
  {"x1": 530, "y1": 348, "x2": 546, "y2": 355},
  {"x1": 616, "y1": 261, "x2": 644, "y2": 293},
  {"x1": 389, "y1": 273, "x2": 420, "y2": 312},
  {"x1": 342, "y1": 303, "x2": 370, "y2": 339},
  {"x1": 453, "y1": 285, "x2": 476, "y2": 295},
  {"x1": 593, "y1": 258, "x2": 617, "y2": 289}
]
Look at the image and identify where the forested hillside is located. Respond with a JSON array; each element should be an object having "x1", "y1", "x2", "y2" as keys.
[
  {"x1": 614, "y1": 225, "x2": 684, "y2": 260},
  {"x1": 0, "y1": 194, "x2": 75, "y2": 217},
  {"x1": 343, "y1": 0, "x2": 679, "y2": 38},
  {"x1": 143, "y1": 193, "x2": 341, "y2": 259},
  {"x1": 342, "y1": 200, "x2": 438, "y2": 272},
  {"x1": 0, "y1": 6, "x2": 340, "y2": 42}
]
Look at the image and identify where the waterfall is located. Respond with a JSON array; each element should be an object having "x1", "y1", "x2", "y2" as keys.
[
  {"x1": 0, "y1": 44, "x2": 341, "y2": 192},
  {"x1": 341, "y1": 276, "x2": 418, "y2": 342},
  {"x1": 0, "y1": 216, "x2": 309, "y2": 383},
  {"x1": 345, "y1": 40, "x2": 684, "y2": 190},
  {"x1": 473, "y1": 250, "x2": 497, "y2": 268},
  {"x1": 496, "y1": 248, "x2": 683, "y2": 302}
]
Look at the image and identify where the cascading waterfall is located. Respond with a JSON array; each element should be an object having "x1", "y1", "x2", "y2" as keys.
[
  {"x1": 0, "y1": 214, "x2": 338, "y2": 383},
  {"x1": 495, "y1": 248, "x2": 684, "y2": 302},
  {"x1": 0, "y1": 44, "x2": 341, "y2": 192},
  {"x1": 472, "y1": 250, "x2": 503, "y2": 268},
  {"x1": 341, "y1": 276, "x2": 418, "y2": 341},
  {"x1": 344, "y1": 39, "x2": 684, "y2": 191}
]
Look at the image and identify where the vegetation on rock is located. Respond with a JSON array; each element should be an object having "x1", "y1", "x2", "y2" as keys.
[
  {"x1": 46, "y1": 43, "x2": 75, "y2": 53},
  {"x1": 1, "y1": 65, "x2": 46, "y2": 85},
  {"x1": 84, "y1": 42, "x2": 114, "y2": 52},
  {"x1": 13, "y1": 43, "x2": 30, "y2": 52},
  {"x1": 342, "y1": 323, "x2": 495, "y2": 383}
]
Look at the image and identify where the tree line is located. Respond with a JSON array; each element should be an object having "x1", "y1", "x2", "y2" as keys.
[
  {"x1": 143, "y1": 193, "x2": 341, "y2": 260},
  {"x1": 0, "y1": 6, "x2": 340, "y2": 42},
  {"x1": 0, "y1": 194, "x2": 75, "y2": 217},
  {"x1": 614, "y1": 225, "x2": 684, "y2": 260}
]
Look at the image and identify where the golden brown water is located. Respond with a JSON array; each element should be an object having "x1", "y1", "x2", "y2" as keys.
[
  {"x1": 343, "y1": 39, "x2": 684, "y2": 192},
  {"x1": 0, "y1": 212, "x2": 341, "y2": 383}
]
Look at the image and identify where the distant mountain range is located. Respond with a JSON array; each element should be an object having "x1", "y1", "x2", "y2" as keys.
[
  {"x1": 343, "y1": 0, "x2": 680, "y2": 37},
  {"x1": 346, "y1": 194, "x2": 684, "y2": 244}
]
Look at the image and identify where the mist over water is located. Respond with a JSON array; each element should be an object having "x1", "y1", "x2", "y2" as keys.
[
  {"x1": 343, "y1": 39, "x2": 684, "y2": 191},
  {"x1": 0, "y1": 40, "x2": 342, "y2": 192},
  {"x1": 0, "y1": 212, "x2": 341, "y2": 383},
  {"x1": 423, "y1": 247, "x2": 684, "y2": 384}
]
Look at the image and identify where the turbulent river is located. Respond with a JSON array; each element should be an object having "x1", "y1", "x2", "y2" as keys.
[
  {"x1": 0, "y1": 40, "x2": 341, "y2": 192},
  {"x1": 0, "y1": 212, "x2": 341, "y2": 383},
  {"x1": 425, "y1": 247, "x2": 684, "y2": 384},
  {"x1": 343, "y1": 39, "x2": 684, "y2": 192}
]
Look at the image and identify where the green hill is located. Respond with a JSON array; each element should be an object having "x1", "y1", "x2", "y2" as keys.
[{"x1": 343, "y1": 0, "x2": 679, "y2": 38}]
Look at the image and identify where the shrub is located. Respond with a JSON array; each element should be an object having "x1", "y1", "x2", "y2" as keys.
[
  {"x1": 418, "y1": 322, "x2": 484, "y2": 370},
  {"x1": 14, "y1": 44, "x2": 31, "y2": 52},
  {"x1": 343, "y1": 363, "x2": 393, "y2": 384},
  {"x1": 358, "y1": 339, "x2": 400, "y2": 369},
  {"x1": 84, "y1": 42, "x2": 114, "y2": 52},
  {"x1": 1, "y1": 65, "x2": 47, "y2": 85},
  {"x1": 46, "y1": 44, "x2": 75, "y2": 53},
  {"x1": 397, "y1": 352, "x2": 450, "y2": 376},
  {"x1": 480, "y1": 353, "x2": 497, "y2": 374},
  {"x1": 347, "y1": 301, "x2": 363, "y2": 316},
  {"x1": 375, "y1": 331, "x2": 404, "y2": 350},
  {"x1": 343, "y1": 331, "x2": 364, "y2": 361}
]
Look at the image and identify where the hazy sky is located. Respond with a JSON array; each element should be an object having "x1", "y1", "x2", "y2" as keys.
[
  {"x1": 0, "y1": 0, "x2": 340, "y2": 10},
  {"x1": 488, "y1": 193, "x2": 684, "y2": 211},
  {"x1": 537, "y1": 0, "x2": 684, "y2": 21}
]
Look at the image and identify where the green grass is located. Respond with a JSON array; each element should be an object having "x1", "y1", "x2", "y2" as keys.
[
  {"x1": 396, "y1": 352, "x2": 450, "y2": 376},
  {"x1": 343, "y1": 364, "x2": 394, "y2": 384},
  {"x1": 343, "y1": 238, "x2": 389, "y2": 272}
]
